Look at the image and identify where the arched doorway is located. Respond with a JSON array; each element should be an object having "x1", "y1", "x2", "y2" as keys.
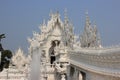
[
  {"x1": 79, "y1": 71, "x2": 86, "y2": 80},
  {"x1": 49, "y1": 40, "x2": 60, "y2": 66}
]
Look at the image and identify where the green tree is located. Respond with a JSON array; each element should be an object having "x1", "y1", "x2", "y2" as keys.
[
  {"x1": 0, "y1": 34, "x2": 13, "y2": 72},
  {"x1": 0, "y1": 34, "x2": 5, "y2": 51}
]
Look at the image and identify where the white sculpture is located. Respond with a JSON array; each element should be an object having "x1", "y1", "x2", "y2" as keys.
[
  {"x1": 1, "y1": 10, "x2": 120, "y2": 80},
  {"x1": 80, "y1": 12, "x2": 101, "y2": 48},
  {"x1": 12, "y1": 48, "x2": 27, "y2": 71}
]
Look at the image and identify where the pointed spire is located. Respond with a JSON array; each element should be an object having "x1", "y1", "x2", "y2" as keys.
[
  {"x1": 85, "y1": 10, "x2": 91, "y2": 27},
  {"x1": 84, "y1": 11, "x2": 91, "y2": 32},
  {"x1": 93, "y1": 21, "x2": 101, "y2": 47},
  {"x1": 43, "y1": 19, "x2": 46, "y2": 26},
  {"x1": 97, "y1": 32, "x2": 102, "y2": 47},
  {"x1": 85, "y1": 10, "x2": 89, "y2": 15},
  {"x1": 49, "y1": 10, "x2": 53, "y2": 17},
  {"x1": 56, "y1": 10, "x2": 59, "y2": 17},
  {"x1": 64, "y1": 8, "x2": 69, "y2": 24},
  {"x1": 93, "y1": 21, "x2": 97, "y2": 33}
]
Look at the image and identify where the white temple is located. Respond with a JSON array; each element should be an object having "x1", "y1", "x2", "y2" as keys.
[{"x1": 0, "y1": 10, "x2": 120, "y2": 80}]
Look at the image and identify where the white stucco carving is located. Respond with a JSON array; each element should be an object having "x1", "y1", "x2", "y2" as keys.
[
  {"x1": 12, "y1": 48, "x2": 27, "y2": 70},
  {"x1": 0, "y1": 11, "x2": 120, "y2": 80}
]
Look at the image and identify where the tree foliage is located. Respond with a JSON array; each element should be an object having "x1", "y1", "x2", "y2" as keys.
[{"x1": 0, "y1": 34, "x2": 13, "y2": 72}]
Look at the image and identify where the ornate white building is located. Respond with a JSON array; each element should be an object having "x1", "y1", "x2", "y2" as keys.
[{"x1": 0, "y1": 11, "x2": 120, "y2": 80}]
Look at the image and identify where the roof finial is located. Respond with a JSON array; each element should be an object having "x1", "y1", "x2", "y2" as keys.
[
  {"x1": 56, "y1": 10, "x2": 60, "y2": 18},
  {"x1": 49, "y1": 10, "x2": 53, "y2": 17},
  {"x1": 85, "y1": 10, "x2": 89, "y2": 20},
  {"x1": 85, "y1": 10, "x2": 88, "y2": 15},
  {"x1": 85, "y1": 10, "x2": 91, "y2": 27},
  {"x1": 64, "y1": 8, "x2": 67, "y2": 16},
  {"x1": 93, "y1": 21, "x2": 97, "y2": 33},
  {"x1": 64, "y1": 8, "x2": 69, "y2": 24},
  {"x1": 43, "y1": 19, "x2": 46, "y2": 26}
]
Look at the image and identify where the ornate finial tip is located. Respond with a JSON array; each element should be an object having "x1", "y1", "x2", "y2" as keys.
[
  {"x1": 85, "y1": 10, "x2": 88, "y2": 15},
  {"x1": 64, "y1": 8, "x2": 68, "y2": 19},
  {"x1": 64, "y1": 8, "x2": 67, "y2": 12}
]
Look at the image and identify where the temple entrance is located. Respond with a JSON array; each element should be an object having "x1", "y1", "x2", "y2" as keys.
[
  {"x1": 49, "y1": 40, "x2": 60, "y2": 66},
  {"x1": 79, "y1": 71, "x2": 86, "y2": 80}
]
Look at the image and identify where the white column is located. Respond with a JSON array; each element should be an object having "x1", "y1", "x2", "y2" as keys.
[
  {"x1": 66, "y1": 66, "x2": 70, "y2": 80},
  {"x1": 75, "y1": 69, "x2": 79, "y2": 80}
]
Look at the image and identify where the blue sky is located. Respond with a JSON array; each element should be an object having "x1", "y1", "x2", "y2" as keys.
[{"x1": 0, "y1": 0, "x2": 120, "y2": 53}]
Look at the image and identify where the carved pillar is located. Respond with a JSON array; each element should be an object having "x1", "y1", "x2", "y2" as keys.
[
  {"x1": 66, "y1": 66, "x2": 70, "y2": 80},
  {"x1": 73, "y1": 68, "x2": 79, "y2": 80},
  {"x1": 76, "y1": 69, "x2": 79, "y2": 80},
  {"x1": 69, "y1": 66, "x2": 75, "y2": 80},
  {"x1": 72, "y1": 67, "x2": 77, "y2": 80}
]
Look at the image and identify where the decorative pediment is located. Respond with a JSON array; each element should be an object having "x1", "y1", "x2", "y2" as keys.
[
  {"x1": 28, "y1": 11, "x2": 75, "y2": 64},
  {"x1": 47, "y1": 12, "x2": 64, "y2": 36},
  {"x1": 12, "y1": 48, "x2": 27, "y2": 70}
]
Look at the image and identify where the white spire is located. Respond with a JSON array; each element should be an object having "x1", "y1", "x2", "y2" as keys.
[
  {"x1": 93, "y1": 21, "x2": 97, "y2": 33},
  {"x1": 85, "y1": 11, "x2": 91, "y2": 28},
  {"x1": 43, "y1": 19, "x2": 46, "y2": 26},
  {"x1": 49, "y1": 10, "x2": 53, "y2": 18},
  {"x1": 64, "y1": 8, "x2": 69, "y2": 24},
  {"x1": 85, "y1": 10, "x2": 88, "y2": 15}
]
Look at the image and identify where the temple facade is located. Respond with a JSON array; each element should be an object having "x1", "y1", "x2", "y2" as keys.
[{"x1": 0, "y1": 11, "x2": 120, "y2": 80}]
